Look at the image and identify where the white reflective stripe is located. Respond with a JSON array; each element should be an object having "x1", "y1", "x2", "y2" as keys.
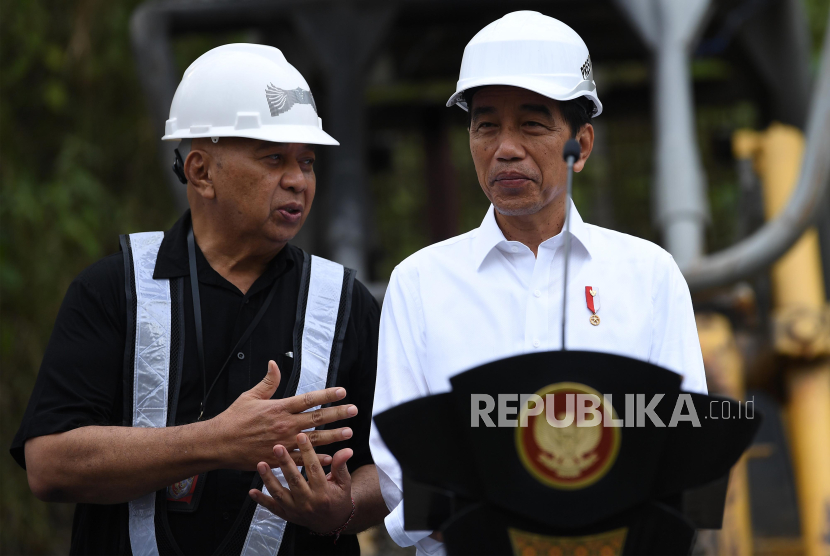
[
  {"x1": 242, "y1": 469, "x2": 291, "y2": 556},
  {"x1": 127, "y1": 231, "x2": 169, "y2": 556},
  {"x1": 242, "y1": 255, "x2": 344, "y2": 556},
  {"x1": 297, "y1": 256, "x2": 344, "y2": 397},
  {"x1": 129, "y1": 493, "x2": 159, "y2": 556}
]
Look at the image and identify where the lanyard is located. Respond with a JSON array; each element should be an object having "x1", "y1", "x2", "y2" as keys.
[{"x1": 187, "y1": 225, "x2": 281, "y2": 420}]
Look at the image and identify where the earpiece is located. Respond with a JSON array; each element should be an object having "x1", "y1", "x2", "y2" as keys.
[{"x1": 172, "y1": 149, "x2": 187, "y2": 184}]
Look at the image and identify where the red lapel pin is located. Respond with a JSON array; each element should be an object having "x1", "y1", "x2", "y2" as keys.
[{"x1": 585, "y1": 286, "x2": 600, "y2": 326}]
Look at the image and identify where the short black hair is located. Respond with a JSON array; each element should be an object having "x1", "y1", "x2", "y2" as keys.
[{"x1": 462, "y1": 87, "x2": 595, "y2": 137}]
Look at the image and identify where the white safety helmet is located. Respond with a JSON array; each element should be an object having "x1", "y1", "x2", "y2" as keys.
[
  {"x1": 162, "y1": 43, "x2": 338, "y2": 146},
  {"x1": 446, "y1": 11, "x2": 602, "y2": 117}
]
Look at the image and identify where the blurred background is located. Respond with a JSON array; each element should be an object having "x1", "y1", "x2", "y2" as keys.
[{"x1": 2, "y1": 0, "x2": 830, "y2": 554}]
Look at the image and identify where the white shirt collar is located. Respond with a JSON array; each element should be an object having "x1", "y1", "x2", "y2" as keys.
[{"x1": 472, "y1": 200, "x2": 593, "y2": 270}]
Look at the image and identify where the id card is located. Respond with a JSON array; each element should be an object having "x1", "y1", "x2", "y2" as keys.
[{"x1": 166, "y1": 473, "x2": 205, "y2": 512}]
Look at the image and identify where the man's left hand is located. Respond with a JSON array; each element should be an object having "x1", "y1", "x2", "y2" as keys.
[{"x1": 249, "y1": 432, "x2": 354, "y2": 534}]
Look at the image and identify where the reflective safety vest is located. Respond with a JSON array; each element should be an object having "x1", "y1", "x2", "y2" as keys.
[{"x1": 119, "y1": 232, "x2": 355, "y2": 556}]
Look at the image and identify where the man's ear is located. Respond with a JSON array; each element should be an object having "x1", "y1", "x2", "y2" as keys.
[
  {"x1": 184, "y1": 149, "x2": 216, "y2": 200},
  {"x1": 573, "y1": 123, "x2": 594, "y2": 173}
]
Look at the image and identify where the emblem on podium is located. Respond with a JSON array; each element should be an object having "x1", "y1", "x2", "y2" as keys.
[{"x1": 516, "y1": 382, "x2": 621, "y2": 489}]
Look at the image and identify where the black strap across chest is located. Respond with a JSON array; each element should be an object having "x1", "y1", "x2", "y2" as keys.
[{"x1": 187, "y1": 226, "x2": 281, "y2": 421}]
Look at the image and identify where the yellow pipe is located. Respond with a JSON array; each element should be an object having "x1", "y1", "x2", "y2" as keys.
[
  {"x1": 696, "y1": 313, "x2": 754, "y2": 556},
  {"x1": 787, "y1": 361, "x2": 830, "y2": 556},
  {"x1": 736, "y1": 123, "x2": 830, "y2": 556}
]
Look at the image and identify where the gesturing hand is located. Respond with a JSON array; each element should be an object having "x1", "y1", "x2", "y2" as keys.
[
  {"x1": 249, "y1": 433, "x2": 354, "y2": 535},
  {"x1": 212, "y1": 360, "x2": 357, "y2": 470}
]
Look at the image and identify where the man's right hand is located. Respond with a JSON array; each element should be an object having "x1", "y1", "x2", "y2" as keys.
[{"x1": 211, "y1": 360, "x2": 357, "y2": 471}]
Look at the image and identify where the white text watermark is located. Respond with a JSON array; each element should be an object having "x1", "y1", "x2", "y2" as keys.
[{"x1": 470, "y1": 393, "x2": 755, "y2": 428}]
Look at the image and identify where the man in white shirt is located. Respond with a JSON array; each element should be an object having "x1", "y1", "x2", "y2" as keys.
[{"x1": 369, "y1": 11, "x2": 708, "y2": 555}]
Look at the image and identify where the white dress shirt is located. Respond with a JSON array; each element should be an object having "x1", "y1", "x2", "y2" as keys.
[{"x1": 370, "y1": 202, "x2": 707, "y2": 555}]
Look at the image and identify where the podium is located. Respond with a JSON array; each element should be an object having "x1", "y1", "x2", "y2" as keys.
[{"x1": 374, "y1": 351, "x2": 761, "y2": 555}]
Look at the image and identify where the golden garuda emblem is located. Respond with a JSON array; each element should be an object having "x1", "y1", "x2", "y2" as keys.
[
  {"x1": 516, "y1": 382, "x2": 621, "y2": 489},
  {"x1": 535, "y1": 406, "x2": 601, "y2": 478}
]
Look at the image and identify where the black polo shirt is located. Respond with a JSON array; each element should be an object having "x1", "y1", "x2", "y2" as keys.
[{"x1": 11, "y1": 211, "x2": 380, "y2": 555}]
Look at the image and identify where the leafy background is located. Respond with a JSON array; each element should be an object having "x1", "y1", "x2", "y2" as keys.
[{"x1": 1, "y1": 1, "x2": 174, "y2": 551}]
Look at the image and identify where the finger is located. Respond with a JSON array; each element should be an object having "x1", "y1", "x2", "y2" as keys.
[
  {"x1": 329, "y1": 448, "x2": 353, "y2": 489},
  {"x1": 248, "y1": 360, "x2": 281, "y2": 400},
  {"x1": 257, "y1": 460, "x2": 291, "y2": 504},
  {"x1": 289, "y1": 451, "x2": 332, "y2": 467},
  {"x1": 283, "y1": 387, "x2": 346, "y2": 413},
  {"x1": 273, "y1": 444, "x2": 310, "y2": 497},
  {"x1": 304, "y1": 427, "x2": 353, "y2": 448},
  {"x1": 302, "y1": 404, "x2": 358, "y2": 430},
  {"x1": 253, "y1": 461, "x2": 291, "y2": 512},
  {"x1": 297, "y1": 433, "x2": 327, "y2": 490},
  {"x1": 249, "y1": 488, "x2": 287, "y2": 518}
]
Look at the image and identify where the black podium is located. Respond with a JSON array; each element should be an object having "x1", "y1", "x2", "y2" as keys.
[{"x1": 374, "y1": 351, "x2": 761, "y2": 555}]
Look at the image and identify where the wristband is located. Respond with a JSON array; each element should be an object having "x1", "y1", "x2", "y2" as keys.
[{"x1": 311, "y1": 497, "x2": 356, "y2": 543}]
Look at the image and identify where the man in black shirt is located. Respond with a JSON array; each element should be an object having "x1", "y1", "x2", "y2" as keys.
[{"x1": 11, "y1": 44, "x2": 388, "y2": 554}]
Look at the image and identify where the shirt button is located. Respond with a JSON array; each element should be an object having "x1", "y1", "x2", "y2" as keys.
[
  {"x1": 237, "y1": 352, "x2": 245, "y2": 360},
  {"x1": 533, "y1": 289, "x2": 542, "y2": 298},
  {"x1": 533, "y1": 339, "x2": 541, "y2": 348},
  {"x1": 510, "y1": 246, "x2": 519, "y2": 253},
  {"x1": 223, "y1": 512, "x2": 230, "y2": 520}
]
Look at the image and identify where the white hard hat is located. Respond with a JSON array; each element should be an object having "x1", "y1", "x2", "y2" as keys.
[
  {"x1": 446, "y1": 11, "x2": 602, "y2": 117},
  {"x1": 162, "y1": 43, "x2": 338, "y2": 145}
]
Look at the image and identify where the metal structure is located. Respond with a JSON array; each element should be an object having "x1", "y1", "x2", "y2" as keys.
[
  {"x1": 696, "y1": 312, "x2": 754, "y2": 556},
  {"x1": 682, "y1": 10, "x2": 830, "y2": 293},
  {"x1": 292, "y1": 5, "x2": 396, "y2": 277},
  {"x1": 613, "y1": 0, "x2": 830, "y2": 293},
  {"x1": 735, "y1": 123, "x2": 830, "y2": 556},
  {"x1": 614, "y1": 0, "x2": 713, "y2": 268}
]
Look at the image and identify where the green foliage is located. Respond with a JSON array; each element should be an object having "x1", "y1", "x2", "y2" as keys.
[
  {"x1": 805, "y1": 0, "x2": 830, "y2": 68},
  {"x1": 370, "y1": 132, "x2": 429, "y2": 279},
  {"x1": 0, "y1": 0, "x2": 176, "y2": 552}
]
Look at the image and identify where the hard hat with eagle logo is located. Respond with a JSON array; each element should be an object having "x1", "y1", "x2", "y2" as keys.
[
  {"x1": 446, "y1": 11, "x2": 603, "y2": 117},
  {"x1": 162, "y1": 43, "x2": 338, "y2": 146}
]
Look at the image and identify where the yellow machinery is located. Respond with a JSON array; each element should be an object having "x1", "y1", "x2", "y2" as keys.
[
  {"x1": 724, "y1": 124, "x2": 830, "y2": 556},
  {"x1": 696, "y1": 312, "x2": 755, "y2": 556}
]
